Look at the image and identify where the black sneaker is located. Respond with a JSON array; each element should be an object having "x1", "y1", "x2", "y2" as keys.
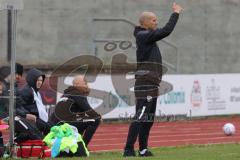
[
  {"x1": 123, "y1": 149, "x2": 136, "y2": 157},
  {"x1": 139, "y1": 149, "x2": 153, "y2": 157}
]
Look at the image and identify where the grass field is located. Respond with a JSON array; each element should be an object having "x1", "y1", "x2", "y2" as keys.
[{"x1": 55, "y1": 143, "x2": 240, "y2": 160}]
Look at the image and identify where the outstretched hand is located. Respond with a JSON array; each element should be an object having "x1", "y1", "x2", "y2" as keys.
[{"x1": 172, "y1": 2, "x2": 183, "y2": 14}]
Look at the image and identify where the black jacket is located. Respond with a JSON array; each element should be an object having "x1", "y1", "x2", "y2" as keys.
[
  {"x1": 0, "y1": 90, "x2": 8, "y2": 118},
  {"x1": 0, "y1": 79, "x2": 27, "y2": 118},
  {"x1": 0, "y1": 80, "x2": 9, "y2": 116},
  {"x1": 53, "y1": 86, "x2": 101, "y2": 123},
  {"x1": 63, "y1": 86, "x2": 95, "y2": 113},
  {"x1": 20, "y1": 68, "x2": 45, "y2": 117},
  {"x1": 134, "y1": 13, "x2": 179, "y2": 82}
]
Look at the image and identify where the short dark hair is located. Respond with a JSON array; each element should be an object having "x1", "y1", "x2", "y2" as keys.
[
  {"x1": 0, "y1": 63, "x2": 24, "y2": 80},
  {"x1": 16, "y1": 63, "x2": 23, "y2": 76}
]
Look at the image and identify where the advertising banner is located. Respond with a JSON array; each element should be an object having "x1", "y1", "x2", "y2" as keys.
[{"x1": 59, "y1": 74, "x2": 240, "y2": 119}]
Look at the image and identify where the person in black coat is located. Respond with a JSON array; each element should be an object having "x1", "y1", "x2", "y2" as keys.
[
  {"x1": 0, "y1": 64, "x2": 30, "y2": 149},
  {"x1": 53, "y1": 75, "x2": 101, "y2": 147},
  {"x1": 0, "y1": 63, "x2": 24, "y2": 117},
  {"x1": 19, "y1": 68, "x2": 52, "y2": 135},
  {"x1": 123, "y1": 3, "x2": 183, "y2": 157}
]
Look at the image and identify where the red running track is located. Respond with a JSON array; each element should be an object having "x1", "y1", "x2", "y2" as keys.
[
  {"x1": 1, "y1": 117, "x2": 239, "y2": 152},
  {"x1": 88, "y1": 117, "x2": 240, "y2": 152}
]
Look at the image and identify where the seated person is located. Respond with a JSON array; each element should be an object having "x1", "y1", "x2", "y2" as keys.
[
  {"x1": 0, "y1": 64, "x2": 28, "y2": 147},
  {"x1": 20, "y1": 68, "x2": 52, "y2": 135},
  {"x1": 0, "y1": 63, "x2": 24, "y2": 118},
  {"x1": 52, "y1": 75, "x2": 101, "y2": 147}
]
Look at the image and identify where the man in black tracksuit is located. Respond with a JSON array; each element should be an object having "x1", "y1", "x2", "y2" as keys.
[
  {"x1": 53, "y1": 75, "x2": 101, "y2": 151},
  {"x1": 123, "y1": 3, "x2": 183, "y2": 157}
]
